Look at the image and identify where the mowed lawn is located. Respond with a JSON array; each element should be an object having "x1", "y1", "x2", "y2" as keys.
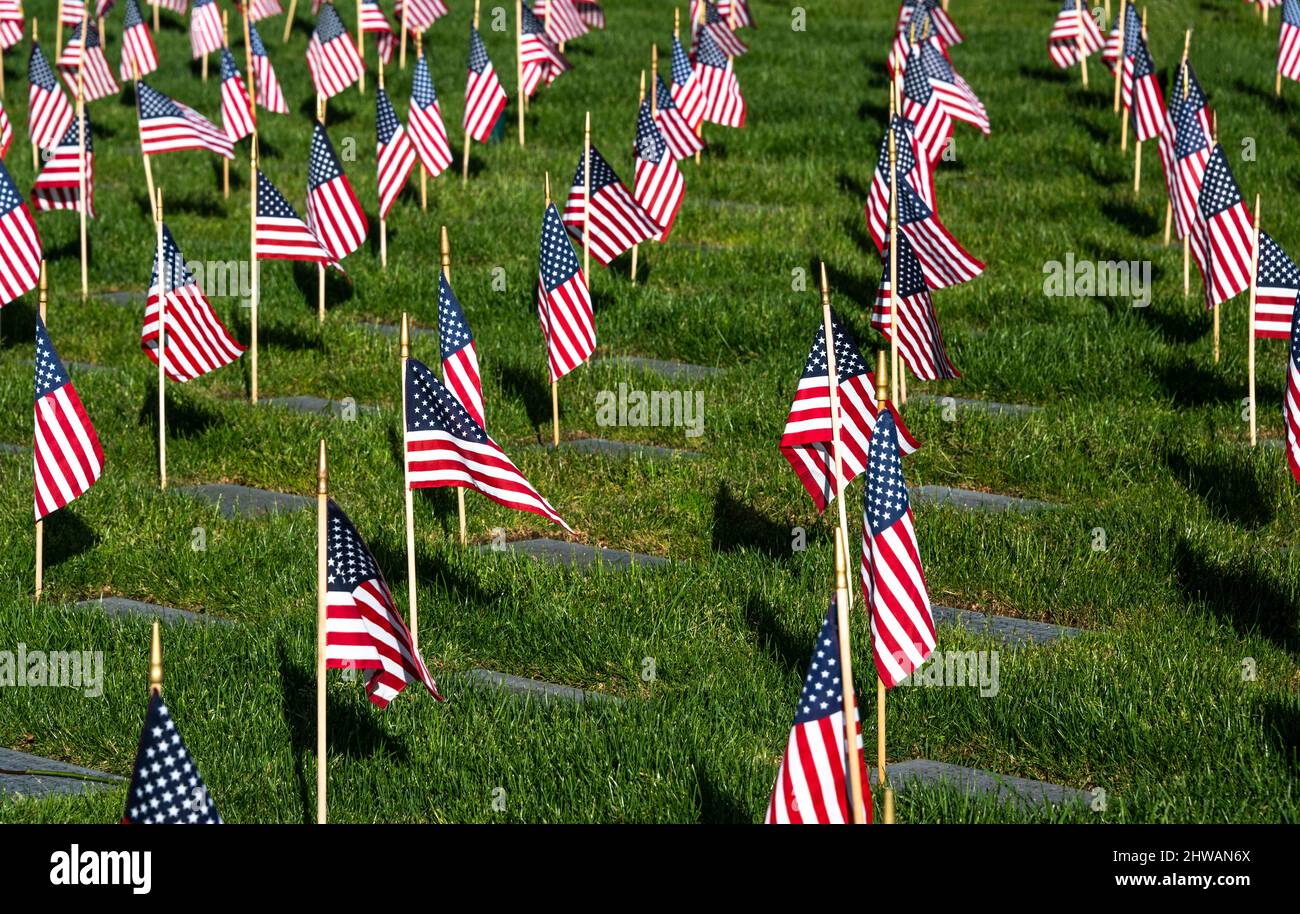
[{"x1": 1, "y1": 0, "x2": 1298, "y2": 824}]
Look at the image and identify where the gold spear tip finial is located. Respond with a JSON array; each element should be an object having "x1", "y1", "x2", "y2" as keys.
[
  {"x1": 833, "y1": 527, "x2": 848, "y2": 589},
  {"x1": 818, "y1": 260, "x2": 829, "y2": 304},
  {"x1": 317, "y1": 438, "x2": 328, "y2": 493},
  {"x1": 545, "y1": 171, "x2": 552, "y2": 205},
  {"x1": 149, "y1": 619, "x2": 163, "y2": 693},
  {"x1": 876, "y1": 350, "x2": 889, "y2": 399},
  {"x1": 39, "y1": 259, "x2": 47, "y2": 293}
]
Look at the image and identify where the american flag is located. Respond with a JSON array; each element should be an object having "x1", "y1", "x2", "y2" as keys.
[
  {"x1": 438, "y1": 273, "x2": 485, "y2": 428},
  {"x1": 375, "y1": 85, "x2": 416, "y2": 219},
  {"x1": 633, "y1": 100, "x2": 682, "y2": 241},
  {"x1": 519, "y1": 2, "x2": 570, "y2": 98},
  {"x1": 1255, "y1": 231, "x2": 1300, "y2": 339},
  {"x1": 873, "y1": 234, "x2": 959, "y2": 381},
  {"x1": 695, "y1": 29, "x2": 745, "y2": 128},
  {"x1": 119, "y1": 0, "x2": 160, "y2": 80},
  {"x1": 1288, "y1": 302, "x2": 1300, "y2": 486},
  {"x1": 0, "y1": 0, "x2": 21, "y2": 50},
  {"x1": 409, "y1": 53, "x2": 453, "y2": 178},
  {"x1": 861, "y1": 407, "x2": 935, "y2": 688},
  {"x1": 188, "y1": 0, "x2": 224, "y2": 59},
  {"x1": 694, "y1": 0, "x2": 748, "y2": 58},
  {"x1": 1162, "y1": 62, "x2": 1213, "y2": 244},
  {"x1": 136, "y1": 80, "x2": 235, "y2": 159},
  {"x1": 917, "y1": 39, "x2": 988, "y2": 136},
  {"x1": 0, "y1": 102, "x2": 10, "y2": 160},
  {"x1": 908, "y1": 0, "x2": 962, "y2": 46},
  {"x1": 31, "y1": 109, "x2": 93, "y2": 217},
  {"x1": 780, "y1": 313, "x2": 919, "y2": 512},
  {"x1": 544, "y1": 0, "x2": 588, "y2": 44},
  {"x1": 34, "y1": 313, "x2": 104, "y2": 521},
  {"x1": 325, "y1": 500, "x2": 442, "y2": 709},
  {"x1": 1047, "y1": 0, "x2": 1104, "y2": 69},
  {"x1": 219, "y1": 49, "x2": 256, "y2": 143},
  {"x1": 1281, "y1": 0, "x2": 1300, "y2": 83},
  {"x1": 1102, "y1": 1, "x2": 1141, "y2": 74},
  {"x1": 404, "y1": 357, "x2": 573, "y2": 531},
  {"x1": 249, "y1": 0, "x2": 283, "y2": 23},
  {"x1": 668, "y1": 35, "x2": 706, "y2": 130},
  {"x1": 360, "y1": 0, "x2": 396, "y2": 66},
  {"x1": 156, "y1": 0, "x2": 188, "y2": 14},
  {"x1": 394, "y1": 0, "x2": 448, "y2": 33},
  {"x1": 59, "y1": 22, "x2": 119, "y2": 102},
  {"x1": 563, "y1": 144, "x2": 660, "y2": 266},
  {"x1": 900, "y1": 40, "x2": 953, "y2": 163},
  {"x1": 256, "y1": 169, "x2": 331, "y2": 262},
  {"x1": 895, "y1": 177, "x2": 983, "y2": 289},
  {"x1": 307, "y1": 122, "x2": 368, "y2": 263},
  {"x1": 1127, "y1": 38, "x2": 1165, "y2": 143},
  {"x1": 764, "y1": 599, "x2": 869, "y2": 825},
  {"x1": 886, "y1": 9, "x2": 927, "y2": 76},
  {"x1": 714, "y1": 0, "x2": 753, "y2": 29},
  {"x1": 307, "y1": 3, "x2": 364, "y2": 99},
  {"x1": 653, "y1": 75, "x2": 705, "y2": 160},
  {"x1": 122, "y1": 692, "x2": 222, "y2": 824},
  {"x1": 96, "y1": 0, "x2": 117, "y2": 16},
  {"x1": 0, "y1": 158, "x2": 43, "y2": 306},
  {"x1": 1192, "y1": 145, "x2": 1253, "y2": 309},
  {"x1": 866, "y1": 115, "x2": 935, "y2": 256},
  {"x1": 537, "y1": 201, "x2": 594, "y2": 382},
  {"x1": 60, "y1": 0, "x2": 86, "y2": 27},
  {"x1": 143, "y1": 224, "x2": 244, "y2": 382},
  {"x1": 575, "y1": 0, "x2": 604, "y2": 29},
  {"x1": 463, "y1": 25, "x2": 507, "y2": 143},
  {"x1": 248, "y1": 23, "x2": 289, "y2": 114}
]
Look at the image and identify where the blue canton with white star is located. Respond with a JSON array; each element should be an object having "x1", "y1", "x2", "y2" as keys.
[
  {"x1": 903, "y1": 45, "x2": 932, "y2": 104},
  {"x1": 1259, "y1": 231, "x2": 1300, "y2": 290},
  {"x1": 877, "y1": 116, "x2": 917, "y2": 188},
  {"x1": 793, "y1": 602, "x2": 844, "y2": 725},
  {"x1": 571, "y1": 145, "x2": 623, "y2": 194},
  {"x1": 1198, "y1": 145, "x2": 1242, "y2": 219},
  {"x1": 406, "y1": 357, "x2": 487, "y2": 441},
  {"x1": 800, "y1": 312, "x2": 869, "y2": 384},
  {"x1": 376, "y1": 86, "x2": 403, "y2": 145},
  {"x1": 635, "y1": 101, "x2": 667, "y2": 164},
  {"x1": 309, "y1": 123, "x2": 344, "y2": 188},
  {"x1": 469, "y1": 26, "x2": 492, "y2": 74},
  {"x1": 695, "y1": 28, "x2": 728, "y2": 69},
  {"x1": 257, "y1": 170, "x2": 304, "y2": 219},
  {"x1": 149, "y1": 224, "x2": 195, "y2": 294},
  {"x1": 326, "y1": 499, "x2": 384, "y2": 593},
  {"x1": 412, "y1": 54, "x2": 438, "y2": 107},
  {"x1": 655, "y1": 74, "x2": 677, "y2": 111},
  {"x1": 125, "y1": 692, "x2": 222, "y2": 825},
  {"x1": 884, "y1": 234, "x2": 927, "y2": 298},
  {"x1": 670, "y1": 36, "x2": 693, "y2": 87},
  {"x1": 437, "y1": 273, "x2": 474, "y2": 360},
  {"x1": 0, "y1": 159, "x2": 24, "y2": 216},
  {"x1": 865, "y1": 409, "x2": 909, "y2": 535},
  {"x1": 315, "y1": 2, "x2": 348, "y2": 43},
  {"x1": 220, "y1": 48, "x2": 241, "y2": 83},
  {"x1": 249, "y1": 21, "x2": 270, "y2": 58},
  {"x1": 137, "y1": 81, "x2": 185, "y2": 120},
  {"x1": 539, "y1": 203, "x2": 582, "y2": 292},
  {"x1": 29, "y1": 44, "x2": 60, "y2": 91},
  {"x1": 35, "y1": 314, "x2": 70, "y2": 402}
]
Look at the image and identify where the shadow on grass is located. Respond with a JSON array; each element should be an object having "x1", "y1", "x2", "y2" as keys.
[
  {"x1": 136, "y1": 386, "x2": 224, "y2": 439},
  {"x1": 820, "y1": 255, "x2": 877, "y2": 310},
  {"x1": 1161, "y1": 445, "x2": 1273, "y2": 529},
  {"x1": 43, "y1": 508, "x2": 97, "y2": 570},
  {"x1": 857, "y1": 98, "x2": 888, "y2": 124},
  {"x1": 1101, "y1": 198, "x2": 1159, "y2": 238},
  {"x1": 291, "y1": 262, "x2": 354, "y2": 315},
  {"x1": 1150, "y1": 354, "x2": 1237, "y2": 408},
  {"x1": 1019, "y1": 63, "x2": 1069, "y2": 85},
  {"x1": 367, "y1": 527, "x2": 493, "y2": 608},
  {"x1": 1260, "y1": 696, "x2": 1300, "y2": 776},
  {"x1": 1128, "y1": 299, "x2": 1208, "y2": 346},
  {"x1": 712, "y1": 482, "x2": 794, "y2": 561},
  {"x1": 1, "y1": 298, "x2": 34, "y2": 348},
  {"x1": 694, "y1": 754, "x2": 754, "y2": 823},
  {"x1": 742, "y1": 590, "x2": 807, "y2": 676},
  {"x1": 497, "y1": 361, "x2": 553, "y2": 432},
  {"x1": 1172, "y1": 539, "x2": 1299, "y2": 652}
]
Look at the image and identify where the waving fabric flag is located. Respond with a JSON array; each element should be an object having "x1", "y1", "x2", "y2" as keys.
[
  {"x1": 119, "y1": 0, "x2": 160, "y2": 79},
  {"x1": 0, "y1": 102, "x2": 11, "y2": 159},
  {"x1": 653, "y1": 75, "x2": 705, "y2": 160},
  {"x1": 1254, "y1": 232, "x2": 1300, "y2": 339},
  {"x1": 633, "y1": 101, "x2": 682, "y2": 240},
  {"x1": 780, "y1": 313, "x2": 919, "y2": 512},
  {"x1": 248, "y1": 23, "x2": 289, "y2": 114},
  {"x1": 0, "y1": 159, "x2": 42, "y2": 305},
  {"x1": 437, "y1": 273, "x2": 485, "y2": 428},
  {"x1": 375, "y1": 86, "x2": 416, "y2": 219},
  {"x1": 900, "y1": 41, "x2": 952, "y2": 163},
  {"x1": 360, "y1": 0, "x2": 396, "y2": 66},
  {"x1": 695, "y1": 1, "x2": 747, "y2": 58},
  {"x1": 250, "y1": 0, "x2": 283, "y2": 22},
  {"x1": 307, "y1": 3, "x2": 364, "y2": 98},
  {"x1": 219, "y1": 49, "x2": 256, "y2": 142},
  {"x1": 695, "y1": 29, "x2": 745, "y2": 128},
  {"x1": 668, "y1": 35, "x2": 706, "y2": 130},
  {"x1": 1192, "y1": 145, "x2": 1253, "y2": 309},
  {"x1": 0, "y1": 0, "x2": 23, "y2": 50},
  {"x1": 866, "y1": 115, "x2": 935, "y2": 255},
  {"x1": 895, "y1": 179, "x2": 983, "y2": 289},
  {"x1": 764, "y1": 599, "x2": 869, "y2": 825},
  {"x1": 256, "y1": 170, "x2": 332, "y2": 262},
  {"x1": 464, "y1": 25, "x2": 507, "y2": 142},
  {"x1": 29, "y1": 44, "x2": 75, "y2": 151},
  {"x1": 519, "y1": 2, "x2": 570, "y2": 97},
  {"x1": 537, "y1": 201, "x2": 594, "y2": 381},
  {"x1": 325, "y1": 500, "x2": 443, "y2": 708},
  {"x1": 143, "y1": 225, "x2": 244, "y2": 382},
  {"x1": 873, "y1": 235, "x2": 959, "y2": 381},
  {"x1": 563, "y1": 145, "x2": 660, "y2": 266},
  {"x1": 307, "y1": 123, "x2": 367, "y2": 262},
  {"x1": 1280, "y1": 0, "x2": 1300, "y2": 84},
  {"x1": 59, "y1": 22, "x2": 118, "y2": 101},
  {"x1": 188, "y1": 0, "x2": 224, "y2": 59},
  {"x1": 1047, "y1": 0, "x2": 1104, "y2": 69},
  {"x1": 136, "y1": 80, "x2": 235, "y2": 158},
  {"x1": 409, "y1": 54, "x2": 453, "y2": 178},
  {"x1": 861, "y1": 408, "x2": 935, "y2": 688},
  {"x1": 34, "y1": 314, "x2": 104, "y2": 521},
  {"x1": 31, "y1": 109, "x2": 93, "y2": 216},
  {"x1": 1287, "y1": 301, "x2": 1300, "y2": 485},
  {"x1": 1162, "y1": 62, "x2": 1212, "y2": 245},
  {"x1": 394, "y1": 0, "x2": 448, "y2": 32},
  {"x1": 404, "y1": 358, "x2": 573, "y2": 532},
  {"x1": 60, "y1": 0, "x2": 86, "y2": 27},
  {"x1": 918, "y1": 39, "x2": 988, "y2": 135},
  {"x1": 544, "y1": 0, "x2": 588, "y2": 43},
  {"x1": 575, "y1": 0, "x2": 604, "y2": 28},
  {"x1": 1127, "y1": 39, "x2": 1165, "y2": 142},
  {"x1": 123, "y1": 692, "x2": 222, "y2": 824}
]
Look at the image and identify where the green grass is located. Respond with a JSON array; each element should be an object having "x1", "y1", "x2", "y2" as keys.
[{"x1": 1, "y1": 0, "x2": 1298, "y2": 823}]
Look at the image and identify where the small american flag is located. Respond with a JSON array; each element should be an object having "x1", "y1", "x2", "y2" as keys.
[
  {"x1": 563, "y1": 144, "x2": 660, "y2": 266},
  {"x1": 1102, "y1": 1, "x2": 1141, "y2": 73},
  {"x1": 544, "y1": 0, "x2": 588, "y2": 44},
  {"x1": 1281, "y1": 0, "x2": 1300, "y2": 83},
  {"x1": 122, "y1": 692, "x2": 222, "y2": 824},
  {"x1": 633, "y1": 100, "x2": 682, "y2": 241},
  {"x1": 714, "y1": 0, "x2": 753, "y2": 29},
  {"x1": 307, "y1": 3, "x2": 364, "y2": 99},
  {"x1": 143, "y1": 224, "x2": 244, "y2": 382},
  {"x1": 917, "y1": 38, "x2": 987, "y2": 136},
  {"x1": 1162, "y1": 62, "x2": 1212, "y2": 244},
  {"x1": 861, "y1": 407, "x2": 935, "y2": 688},
  {"x1": 219, "y1": 49, "x2": 256, "y2": 143},
  {"x1": 405, "y1": 357, "x2": 573, "y2": 531},
  {"x1": 695, "y1": 28, "x2": 745, "y2": 128},
  {"x1": 575, "y1": 0, "x2": 604, "y2": 29},
  {"x1": 29, "y1": 44, "x2": 75, "y2": 152},
  {"x1": 360, "y1": 0, "x2": 396, "y2": 66},
  {"x1": 519, "y1": 2, "x2": 570, "y2": 98},
  {"x1": 256, "y1": 169, "x2": 331, "y2": 262},
  {"x1": 156, "y1": 0, "x2": 187, "y2": 14},
  {"x1": 464, "y1": 25, "x2": 507, "y2": 143},
  {"x1": 693, "y1": 1, "x2": 748, "y2": 59},
  {"x1": 35, "y1": 313, "x2": 104, "y2": 521},
  {"x1": 59, "y1": 22, "x2": 119, "y2": 102},
  {"x1": 668, "y1": 35, "x2": 706, "y2": 130},
  {"x1": 409, "y1": 53, "x2": 452, "y2": 178},
  {"x1": 866, "y1": 115, "x2": 935, "y2": 256},
  {"x1": 0, "y1": 0, "x2": 21, "y2": 49},
  {"x1": 136, "y1": 80, "x2": 234, "y2": 158},
  {"x1": 537, "y1": 201, "x2": 594, "y2": 382},
  {"x1": 1127, "y1": 38, "x2": 1165, "y2": 143},
  {"x1": 119, "y1": 0, "x2": 159, "y2": 80},
  {"x1": 60, "y1": 0, "x2": 86, "y2": 27},
  {"x1": 325, "y1": 499, "x2": 443, "y2": 708},
  {"x1": 438, "y1": 273, "x2": 485, "y2": 428},
  {"x1": 249, "y1": 0, "x2": 283, "y2": 23},
  {"x1": 764, "y1": 599, "x2": 869, "y2": 825},
  {"x1": 1287, "y1": 301, "x2": 1300, "y2": 486},
  {"x1": 248, "y1": 23, "x2": 289, "y2": 115},
  {"x1": 0, "y1": 101, "x2": 11, "y2": 159},
  {"x1": 901, "y1": 41, "x2": 952, "y2": 163},
  {"x1": 306, "y1": 122, "x2": 368, "y2": 263},
  {"x1": 653, "y1": 75, "x2": 705, "y2": 160},
  {"x1": 780, "y1": 312, "x2": 919, "y2": 512},
  {"x1": 0, "y1": 158, "x2": 43, "y2": 305},
  {"x1": 376, "y1": 85, "x2": 416, "y2": 219},
  {"x1": 923, "y1": 0, "x2": 963, "y2": 45},
  {"x1": 895, "y1": 177, "x2": 984, "y2": 289},
  {"x1": 1254, "y1": 232, "x2": 1300, "y2": 339},
  {"x1": 31, "y1": 109, "x2": 93, "y2": 217},
  {"x1": 96, "y1": 0, "x2": 117, "y2": 16},
  {"x1": 188, "y1": 0, "x2": 224, "y2": 59},
  {"x1": 1192, "y1": 145, "x2": 1253, "y2": 309},
  {"x1": 1047, "y1": 0, "x2": 1104, "y2": 69},
  {"x1": 873, "y1": 234, "x2": 959, "y2": 381},
  {"x1": 394, "y1": 0, "x2": 448, "y2": 32}
]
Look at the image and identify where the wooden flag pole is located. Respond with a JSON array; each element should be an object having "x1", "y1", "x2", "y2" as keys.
[
  {"x1": 631, "y1": 70, "x2": 645, "y2": 287},
  {"x1": 250, "y1": 133, "x2": 260, "y2": 403},
  {"x1": 157, "y1": 189, "x2": 168, "y2": 490},
  {"x1": 401, "y1": 312, "x2": 420, "y2": 650},
  {"x1": 98, "y1": 16, "x2": 105, "y2": 59},
  {"x1": 1113, "y1": 0, "x2": 1125, "y2": 115},
  {"x1": 1076, "y1": 0, "x2": 1088, "y2": 88},
  {"x1": 315, "y1": 438, "x2": 328, "y2": 825},
  {"x1": 283, "y1": 0, "x2": 297, "y2": 44},
  {"x1": 35, "y1": 262, "x2": 47, "y2": 604},
  {"x1": 888, "y1": 113, "x2": 901, "y2": 408},
  {"x1": 583, "y1": 111, "x2": 591, "y2": 280},
  {"x1": 414, "y1": 34, "x2": 428, "y2": 210},
  {"x1": 546, "y1": 173, "x2": 560, "y2": 448},
  {"x1": 153, "y1": 0, "x2": 159, "y2": 33},
  {"x1": 1248, "y1": 195, "x2": 1261, "y2": 447},
  {"x1": 380, "y1": 61, "x2": 389, "y2": 270},
  {"x1": 357, "y1": 0, "x2": 366, "y2": 93},
  {"x1": 223, "y1": 11, "x2": 231, "y2": 199},
  {"x1": 399, "y1": 0, "x2": 409, "y2": 69},
  {"x1": 819, "y1": 262, "x2": 853, "y2": 585},
  {"x1": 1213, "y1": 111, "x2": 1220, "y2": 363},
  {"x1": 461, "y1": 0, "x2": 480, "y2": 184},
  {"x1": 832, "y1": 526, "x2": 867, "y2": 825},
  {"x1": 317, "y1": 94, "x2": 327, "y2": 321},
  {"x1": 516, "y1": 0, "x2": 525, "y2": 147},
  {"x1": 77, "y1": 15, "x2": 88, "y2": 302},
  {"x1": 56, "y1": 8, "x2": 63, "y2": 57},
  {"x1": 874, "y1": 351, "x2": 895, "y2": 824},
  {"x1": 442, "y1": 226, "x2": 468, "y2": 545},
  {"x1": 243, "y1": 3, "x2": 257, "y2": 127},
  {"x1": 132, "y1": 57, "x2": 158, "y2": 223},
  {"x1": 149, "y1": 619, "x2": 163, "y2": 694},
  {"x1": 693, "y1": 4, "x2": 704, "y2": 163},
  {"x1": 31, "y1": 19, "x2": 39, "y2": 174}
]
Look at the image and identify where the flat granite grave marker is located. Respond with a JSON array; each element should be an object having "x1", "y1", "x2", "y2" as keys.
[
  {"x1": 0, "y1": 748, "x2": 124, "y2": 799},
  {"x1": 558, "y1": 438, "x2": 701, "y2": 460},
  {"x1": 474, "y1": 537, "x2": 671, "y2": 572},
  {"x1": 913, "y1": 485, "x2": 1056, "y2": 513},
  {"x1": 907, "y1": 394, "x2": 1041, "y2": 418},
  {"x1": 174, "y1": 484, "x2": 312, "y2": 518},
  {"x1": 870, "y1": 759, "x2": 1090, "y2": 811},
  {"x1": 933, "y1": 604, "x2": 1080, "y2": 646},
  {"x1": 592, "y1": 356, "x2": 722, "y2": 382},
  {"x1": 73, "y1": 597, "x2": 234, "y2": 626},
  {"x1": 262, "y1": 395, "x2": 378, "y2": 418},
  {"x1": 361, "y1": 321, "x2": 437, "y2": 340},
  {"x1": 461, "y1": 669, "x2": 621, "y2": 706},
  {"x1": 97, "y1": 290, "x2": 145, "y2": 308},
  {"x1": 0, "y1": 443, "x2": 22, "y2": 456}
]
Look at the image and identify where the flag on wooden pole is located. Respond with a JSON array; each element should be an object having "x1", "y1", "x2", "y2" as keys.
[
  {"x1": 219, "y1": 48, "x2": 256, "y2": 142},
  {"x1": 123, "y1": 692, "x2": 222, "y2": 824},
  {"x1": 29, "y1": 42, "x2": 75, "y2": 151},
  {"x1": 633, "y1": 99, "x2": 682, "y2": 240},
  {"x1": 409, "y1": 51, "x2": 452, "y2": 178},
  {"x1": 306, "y1": 121, "x2": 367, "y2": 263},
  {"x1": 563, "y1": 144, "x2": 659, "y2": 266},
  {"x1": 189, "y1": 0, "x2": 224, "y2": 59},
  {"x1": 0, "y1": 157, "x2": 43, "y2": 305},
  {"x1": 34, "y1": 312, "x2": 103, "y2": 520},
  {"x1": 463, "y1": 24, "x2": 507, "y2": 142},
  {"x1": 375, "y1": 83, "x2": 415, "y2": 218},
  {"x1": 136, "y1": 80, "x2": 235, "y2": 158},
  {"x1": 653, "y1": 74, "x2": 705, "y2": 160},
  {"x1": 58, "y1": 21, "x2": 117, "y2": 101},
  {"x1": 437, "y1": 272, "x2": 485, "y2": 428},
  {"x1": 31, "y1": 108, "x2": 93, "y2": 215},
  {"x1": 255, "y1": 169, "x2": 332, "y2": 261},
  {"x1": 537, "y1": 199, "x2": 594, "y2": 381},
  {"x1": 873, "y1": 234, "x2": 959, "y2": 381},
  {"x1": 1047, "y1": 0, "x2": 1103, "y2": 70},
  {"x1": 248, "y1": 22, "x2": 289, "y2": 113},
  {"x1": 119, "y1": 0, "x2": 159, "y2": 79},
  {"x1": 307, "y1": 2, "x2": 364, "y2": 98}
]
